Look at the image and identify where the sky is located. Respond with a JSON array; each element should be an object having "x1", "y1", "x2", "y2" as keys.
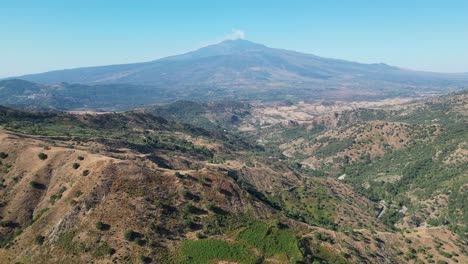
[{"x1": 1, "y1": 0, "x2": 468, "y2": 77}]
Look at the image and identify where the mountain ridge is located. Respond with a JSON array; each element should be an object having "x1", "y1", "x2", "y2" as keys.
[
  {"x1": 12, "y1": 39, "x2": 468, "y2": 83},
  {"x1": 1, "y1": 39, "x2": 467, "y2": 107}
]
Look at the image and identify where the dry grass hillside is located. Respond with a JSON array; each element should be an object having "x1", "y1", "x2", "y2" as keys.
[
  {"x1": 0, "y1": 131, "x2": 273, "y2": 263},
  {"x1": 0, "y1": 91, "x2": 466, "y2": 263},
  {"x1": 0, "y1": 128, "x2": 465, "y2": 264}
]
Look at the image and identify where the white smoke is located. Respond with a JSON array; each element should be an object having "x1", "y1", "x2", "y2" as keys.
[
  {"x1": 186, "y1": 29, "x2": 247, "y2": 53},
  {"x1": 223, "y1": 29, "x2": 245, "y2": 40}
]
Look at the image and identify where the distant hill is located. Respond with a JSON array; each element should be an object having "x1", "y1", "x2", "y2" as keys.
[
  {"x1": 0, "y1": 79, "x2": 178, "y2": 111},
  {"x1": 8, "y1": 39, "x2": 468, "y2": 104}
]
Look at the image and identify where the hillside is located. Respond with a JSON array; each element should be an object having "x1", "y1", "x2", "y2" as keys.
[
  {"x1": 0, "y1": 79, "x2": 179, "y2": 111},
  {"x1": 4, "y1": 40, "x2": 467, "y2": 107},
  {"x1": 239, "y1": 91, "x2": 468, "y2": 241},
  {"x1": 0, "y1": 100, "x2": 466, "y2": 263}
]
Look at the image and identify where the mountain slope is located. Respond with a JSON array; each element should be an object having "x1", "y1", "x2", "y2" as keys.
[
  {"x1": 238, "y1": 91, "x2": 468, "y2": 240},
  {"x1": 0, "y1": 79, "x2": 181, "y2": 111},
  {"x1": 0, "y1": 100, "x2": 466, "y2": 263},
  {"x1": 13, "y1": 39, "x2": 468, "y2": 101}
]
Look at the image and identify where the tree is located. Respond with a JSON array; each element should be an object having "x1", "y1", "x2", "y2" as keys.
[
  {"x1": 95, "y1": 221, "x2": 104, "y2": 230},
  {"x1": 124, "y1": 229, "x2": 135, "y2": 241},
  {"x1": 38, "y1": 153, "x2": 48, "y2": 160},
  {"x1": 34, "y1": 235, "x2": 45, "y2": 245}
]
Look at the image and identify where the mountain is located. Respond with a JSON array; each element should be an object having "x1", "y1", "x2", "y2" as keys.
[{"x1": 11, "y1": 39, "x2": 468, "y2": 102}]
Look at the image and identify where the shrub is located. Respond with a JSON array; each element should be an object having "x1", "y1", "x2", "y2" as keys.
[
  {"x1": 50, "y1": 187, "x2": 67, "y2": 205},
  {"x1": 138, "y1": 255, "x2": 149, "y2": 263},
  {"x1": 107, "y1": 247, "x2": 116, "y2": 255},
  {"x1": 314, "y1": 232, "x2": 335, "y2": 244},
  {"x1": 181, "y1": 190, "x2": 189, "y2": 198},
  {"x1": 405, "y1": 252, "x2": 416, "y2": 260},
  {"x1": 29, "y1": 180, "x2": 43, "y2": 189},
  {"x1": 124, "y1": 229, "x2": 135, "y2": 241},
  {"x1": 34, "y1": 235, "x2": 45, "y2": 245},
  {"x1": 92, "y1": 242, "x2": 115, "y2": 257},
  {"x1": 77, "y1": 156, "x2": 84, "y2": 160},
  {"x1": 183, "y1": 204, "x2": 193, "y2": 214},
  {"x1": 95, "y1": 221, "x2": 104, "y2": 230},
  {"x1": 196, "y1": 232, "x2": 204, "y2": 239},
  {"x1": 82, "y1": 170, "x2": 90, "y2": 176},
  {"x1": 0, "y1": 152, "x2": 8, "y2": 159},
  {"x1": 0, "y1": 220, "x2": 16, "y2": 227},
  {"x1": 72, "y1": 163, "x2": 80, "y2": 169},
  {"x1": 135, "y1": 237, "x2": 146, "y2": 246},
  {"x1": 184, "y1": 218, "x2": 195, "y2": 229},
  {"x1": 38, "y1": 153, "x2": 48, "y2": 160},
  {"x1": 437, "y1": 249, "x2": 452, "y2": 258},
  {"x1": 205, "y1": 203, "x2": 214, "y2": 211}
]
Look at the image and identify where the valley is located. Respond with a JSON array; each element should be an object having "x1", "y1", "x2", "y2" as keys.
[{"x1": 0, "y1": 90, "x2": 466, "y2": 263}]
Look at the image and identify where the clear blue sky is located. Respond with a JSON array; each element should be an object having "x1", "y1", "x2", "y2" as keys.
[{"x1": 1, "y1": 0, "x2": 468, "y2": 77}]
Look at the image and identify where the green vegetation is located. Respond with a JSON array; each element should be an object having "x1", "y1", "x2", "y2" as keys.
[
  {"x1": 237, "y1": 221, "x2": 302, "y2": 260},
  {"x1": 0, "y1": 225, "x2": 21, "y2": 248},
  {"x1": 124, "y1": 229, "x2": 136, "y2": 241},
  {"x1": 56, "y1": 231, "x2": 85, "y2": 254},
  {"x1": 50, "y1": 187, "x2": 67, "y2": 205},
  {"x1": 30, "y1": 208, "x2": 49, "y2": 224},
  {"x1": 174, "y1": 239, "x2": 259, "y2": 264},
  {"x1": 29, "y1": 180, "x2": 44, "y2": 189},
  {"x1": 0, "y1": 152, "x2": 8, "y2": 159},
  {"x1": 72, "y1": 163, "x2": 80, "y2": 169},
  {"x1": 95, "y1": 221, "x2": 104, "y2": 230},
  {"x1": 204, "y1": 203, "x2": 214, "y2": 212},
  {"x1": 314, "y1": 138, "x2": 354, "y2": 158},
  {"x1": 308, "y1": 242, "x2": 351, "y2": 264},
  {"x1": 138, "y1": 255, "x2": 150, "y2": 263},
  {"x1": 34, "y1": 235, "x2": 45, "y2": 245},
  {"x1": 176, "y1": 216, "x2": 304, "y2": 263},
  {"x1": 38, "y1": 153, "x2": 48, "y2": 160},
  {"x1": 279, "y1": 183, "x2": 338, "y2": 229},
  {"x1": 82, "y1": 169, "x2": 90, "y2": 176},
  {"x1": 405, "y1": 252, "x2": 416, "y2": 260},
  {"x1": 332, "y1": 94, "x2": 468, "y2": 237},
  {"x1": 0, "y1": 106, "x2": 257, "y2": 164},
  {"x1": 93, "y1": 241, "x2": 115, "y2": 257}
]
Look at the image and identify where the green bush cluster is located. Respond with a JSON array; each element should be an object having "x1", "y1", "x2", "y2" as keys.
[
  {"x1": 0, "y1": 152, "x2": 8, "y2": 159},
  {"x1": 38, "y1": 153, "x2": 48, "y2": 160}
]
